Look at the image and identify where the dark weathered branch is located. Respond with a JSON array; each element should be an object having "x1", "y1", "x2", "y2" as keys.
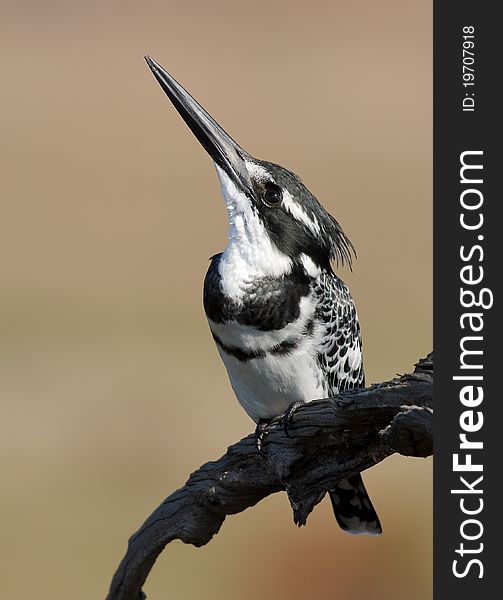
[{"x1": 107, "y1": 353, "x2": 433, "y2": 600}]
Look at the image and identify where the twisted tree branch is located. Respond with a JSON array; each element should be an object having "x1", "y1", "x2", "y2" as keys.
[{"x1": 107, "y1": 353, "x2": 433, "y2": 600}]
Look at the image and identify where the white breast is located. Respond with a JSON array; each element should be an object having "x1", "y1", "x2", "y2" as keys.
[
  {"x1": 208, "y1": 293, "x2": 328, "y2": 423},
  {"x1": 216, "y1": 336, "x2": 328, "y2": 423}
]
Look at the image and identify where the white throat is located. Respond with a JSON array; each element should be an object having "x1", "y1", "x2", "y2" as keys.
[{"x1": 214, "y1": 165, "x2": 292, "y2": 300}]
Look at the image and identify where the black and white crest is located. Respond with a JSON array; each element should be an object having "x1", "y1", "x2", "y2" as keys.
[{"x1": 245, "y1": 159, "x2": 355, "y2": 270}]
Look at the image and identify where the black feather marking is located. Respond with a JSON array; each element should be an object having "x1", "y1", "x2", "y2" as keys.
[
  {"x1": 204, "y1": 255, "x2": 311, "y2": 331},
  {"x1": 211, "y1": 331, "x2": 300, "y2": 363}
]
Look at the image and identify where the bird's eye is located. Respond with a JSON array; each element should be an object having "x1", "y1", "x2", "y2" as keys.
[{"x1": 262, "y1": 184, "x2": 283, "y2": 207}]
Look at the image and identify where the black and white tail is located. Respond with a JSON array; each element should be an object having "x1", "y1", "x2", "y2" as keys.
[{"x1": 329, "y1": 474, "x2": 382, "y2": 535}]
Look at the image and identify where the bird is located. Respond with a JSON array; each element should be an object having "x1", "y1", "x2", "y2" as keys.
[{"x1": 145, "y1": 55, "x2": 382, "y2": 535}]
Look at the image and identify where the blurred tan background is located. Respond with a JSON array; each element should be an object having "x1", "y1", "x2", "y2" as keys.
[{"x1": 0, "y1": 1, "x2": 432, "y2": 598}]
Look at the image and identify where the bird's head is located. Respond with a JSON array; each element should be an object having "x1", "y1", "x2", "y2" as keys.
[{"x1": 145, "y1": 57, "x2": 354, "y2": 276}]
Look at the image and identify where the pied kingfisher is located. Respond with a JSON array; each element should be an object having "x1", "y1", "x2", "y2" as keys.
[{"x1": 145, "y1": 56, "x2": 382, "y2": 535}]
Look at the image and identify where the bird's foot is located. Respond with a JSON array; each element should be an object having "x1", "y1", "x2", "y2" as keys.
[
  {"x1": 255, "y1": 419, "x2": 271, "y2": 455},
  {"x1": 279, "y1": 401, "x2": 306, "y2": 437}
]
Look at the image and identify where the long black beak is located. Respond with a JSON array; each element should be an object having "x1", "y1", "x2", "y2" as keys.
[{"x1": 145, "y1": 56, "x2": 253, "y2": 195}]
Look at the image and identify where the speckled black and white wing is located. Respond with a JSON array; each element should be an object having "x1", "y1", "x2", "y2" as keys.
[
  {"x1": 313, "y1": 271, "x2": 365, "y2": 396},
  {"x1": 312, "y1": 270, "x2": 381, "y2": 535}
]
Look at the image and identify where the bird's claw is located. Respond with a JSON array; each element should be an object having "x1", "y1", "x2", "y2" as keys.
[
  {"x1": 279, "y1": 401, "x2": 305, "y2": 437},
  {"x1": 255, "y1": 402, "x2": 305, "y2": 453},
  {"x1": 255, "y1": 419, "x2": 271, "y2": 455}
]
